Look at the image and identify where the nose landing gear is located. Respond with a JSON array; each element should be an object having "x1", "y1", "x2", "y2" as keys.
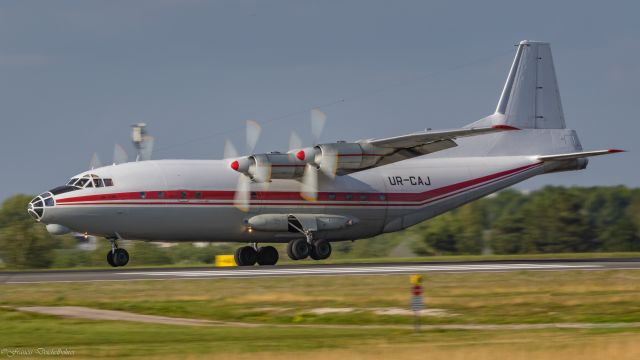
[{"x1": 106, "y1": 236, "x2": 129, "y2": 267}]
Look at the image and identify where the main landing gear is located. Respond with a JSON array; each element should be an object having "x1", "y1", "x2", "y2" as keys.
[
  {"x1": 106, "y1": 237, "x2": 129, "y2": 267},
  {"x1": 233, "y1": 239, "x2": 332, "y2": 266},
  {"x1": 234, "y1": 245, "x2": 279, "y2": 266},
  {"x1": 234, "y1": 216, "x2": 332, "y2": 266},
  {"x1": 287, "y1": 238, "x2": 332, "y2": 261}
]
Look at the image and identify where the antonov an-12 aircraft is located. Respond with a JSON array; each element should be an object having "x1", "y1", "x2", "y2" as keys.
[{"x1": 28, "y1": 41, "x2": 623, "y2": 267}]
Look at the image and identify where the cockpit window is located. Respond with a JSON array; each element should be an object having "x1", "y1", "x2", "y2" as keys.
[
  {"x1": 57, "y1": 174, "x2": 114, "y2": 194},
  {"x1": 76, "y1": 178, "x2": 90, "y2": 187}
]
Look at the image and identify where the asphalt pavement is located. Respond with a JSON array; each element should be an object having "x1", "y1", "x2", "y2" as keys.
[{"x1": 2, "y1": 258, "x2": 639, "y2": 284}]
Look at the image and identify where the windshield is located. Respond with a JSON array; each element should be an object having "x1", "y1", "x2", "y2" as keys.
[{"x1": 55, "y1": 174, "x2": 115, "y2": 194}]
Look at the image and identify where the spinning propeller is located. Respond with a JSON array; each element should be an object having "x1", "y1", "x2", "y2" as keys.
[
  {"x1": 227, "y1": 109, "x2": 336, "y2": 211},
  {"x1": 291, "y1": 108, "x2": 338, "y2": 202},
  {"x1": 224, "y1": 120, "x2": 265, "y2": 211}
]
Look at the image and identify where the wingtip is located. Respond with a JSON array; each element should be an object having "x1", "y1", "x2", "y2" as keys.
[
  {"x1": 492, "y1": 124, "x2": 520, "y2": 131},
  {"x1": 608, "y1": 149, "x2": 626, "y2": 153}
]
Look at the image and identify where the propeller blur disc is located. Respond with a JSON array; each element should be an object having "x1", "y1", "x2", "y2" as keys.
[
  {"x1": 113, "y1": 144, "x2": 129, "y2": 165},
  {"x1": 300, "y1": 164, "x2": 319, "y2": 202},
  {"x1": 234, "y1": 175, "x2": 251, "y2": 212},
  {"x1": 223, "y1": 140, "x2": 239, "y2": 159},
  {"x1": 246, "y1": 119, "x2": 262, "y2": 154},
  {"x1": 288, "y1": 130, "x2": 303, "y2": 151},
  {"x1": 90, "y1": 153, "x2": 102, "y2": 170},
  {"x1": 310, "y1": 108, "x2": 327, "y2": 144}
]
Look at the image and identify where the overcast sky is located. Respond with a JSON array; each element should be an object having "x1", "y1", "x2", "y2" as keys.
[{"x1": 0, "y1": 0, "x2": 637, "y2": 201}]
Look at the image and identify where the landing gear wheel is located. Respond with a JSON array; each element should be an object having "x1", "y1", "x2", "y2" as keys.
[
  {"x1": 287, "y1": 239, "x2": 310, "y2": 260},
  {"x1": 256, "y1": 246, "x2": 279, "y2": 266},
  {"x1": 112, "y1": 248, "x2": 129, "y2": 267},
  {"x1": 310, "y1": 240, "x2": 332, "y2": 260},
  {"x1": 107, "y1": 251, "x2": 116, "y2": 267},
  {"x1": 234, "y1": 246, "x2": 257, "y2": 266}
]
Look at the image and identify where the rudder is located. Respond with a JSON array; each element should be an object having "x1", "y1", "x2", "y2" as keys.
[{"x1": 469, "y1": 40, "x2": 566, "y2": 129}]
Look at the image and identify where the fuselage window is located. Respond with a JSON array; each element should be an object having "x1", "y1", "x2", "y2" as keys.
[
  {"x1": 328, "y1": 193, "x2": 336, "y2": 200},
  {"x1": 378, "y1": 194, "x2": 386, "y2": 201},
  {"x1": 180, "y1": 191, "x2": 187, "y2": 199},
  {"x1": 104, "y1": 179, "x2": 114, "y2": 187},
  {"x1": 140, "y1": 192, "x2": 146, "y2": 199},
  {"x1": 195, "y1": 192, "x2": 202, "y2": 199},
  {"x1": 359, "y1": 194, "x2": 368, "y2": 201},
  {"x1": 157, "y1": 191, "x2": 164, "y2": 199},
  {"x1": 345, "y1": 193, "x2": 353, "y2": 201}
]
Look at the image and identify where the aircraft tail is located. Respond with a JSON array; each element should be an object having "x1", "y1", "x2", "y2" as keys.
[
  {"x1": 447, "y1": 40, "x2": 585, "y2": 159},
  {"x1": 468, "y1": 40, "x2": 566, "y2": 130}
]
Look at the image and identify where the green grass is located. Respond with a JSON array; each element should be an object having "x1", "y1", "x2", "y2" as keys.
[
  {"x1": 2, "y1": 307, "x2": 640, "y2": 359},
  {"x1": 3, "y1": 270, "x2": 640, "y2": 325},
  {"x1": 3, "y1": 269, "x2": 640, "y2": 358}
]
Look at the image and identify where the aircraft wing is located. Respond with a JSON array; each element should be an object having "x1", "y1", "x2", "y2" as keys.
[
  {"x1": 368, "y1": 125, "x2": 517, "y2": 149},
  {"x1": 347, "y1": 125, "x2": 518, "y2": 171},
  {"x1": 537, "y1": 149, "x2": 625, "y2": 161}
]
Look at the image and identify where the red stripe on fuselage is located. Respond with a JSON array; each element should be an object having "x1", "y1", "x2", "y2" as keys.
[{"x1": 55, "y1": 163, "x2": 542, "y2": 207}]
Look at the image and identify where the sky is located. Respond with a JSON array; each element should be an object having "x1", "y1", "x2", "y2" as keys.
[{"x1": 0, "y1": 0, "x2": 637, "y2": 201}]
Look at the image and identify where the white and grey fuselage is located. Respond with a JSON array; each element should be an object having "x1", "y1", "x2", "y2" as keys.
[{"x1": 27, "y1": 41, "x2": 613, "y2": 244}]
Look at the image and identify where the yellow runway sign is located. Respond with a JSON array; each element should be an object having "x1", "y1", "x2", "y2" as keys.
[{"x1": 215, "y1": 255, "x2": 236, "y2": 267}]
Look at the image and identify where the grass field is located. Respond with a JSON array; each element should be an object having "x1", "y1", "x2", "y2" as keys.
[{"x1": 2, "y1": 269, "x2": 640, "y2": 358}]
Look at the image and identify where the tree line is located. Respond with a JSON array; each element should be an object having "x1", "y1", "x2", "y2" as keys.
[
  {"x1": 0, "y1": 186, "x2": 639, "y2": 268},
  {"x1": 409, "y1": 186, "x2": 640, "y2": 255}
]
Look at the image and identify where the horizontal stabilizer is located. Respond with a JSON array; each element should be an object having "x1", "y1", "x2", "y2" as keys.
[{"x1": 538, "y1": 149, "x2": 625, "y2": 161}]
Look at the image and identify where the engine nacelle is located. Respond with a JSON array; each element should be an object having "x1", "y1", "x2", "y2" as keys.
[
  {"x1": 296, "y1": 142, "x2": 392, "y2": 172},
  {"x1": 229, "y1": 152, "x2": 306, "y2": 182}
]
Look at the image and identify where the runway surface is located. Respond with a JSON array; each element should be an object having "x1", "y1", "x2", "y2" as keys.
[{"x1": 2, "y1": 258, "x2": 640, "y2": 284}]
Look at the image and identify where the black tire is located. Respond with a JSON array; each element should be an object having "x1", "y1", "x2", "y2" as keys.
[
  {"x1": 256, "y1": 246, "x2": 279, "y2": 266},
  {"x1": 234, "y1": 246, "x2": 257, "y2": 266},
  {"x1": 310, "y1": 240, "x2": 332, "y2": 260},
  {"x1": 113, "y1": 248, "x2": 129, "y2": 267},
  {"x1": 106, "y1": 251, "x2": 116, "y2": 267},
  {"x1": 287, "y1": 239, "x2": 310, "y2": 260}
]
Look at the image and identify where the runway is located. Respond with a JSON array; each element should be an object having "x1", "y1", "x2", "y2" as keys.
[{"x1": 2, "y1": 258, "x2": 640, "y2": 284}]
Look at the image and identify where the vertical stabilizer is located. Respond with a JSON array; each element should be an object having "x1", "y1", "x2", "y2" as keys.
[{"x1": 469, "y1": 40, "x2": 566, "y2": 129}]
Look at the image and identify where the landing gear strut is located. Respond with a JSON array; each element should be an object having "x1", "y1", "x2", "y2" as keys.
[{"x1": 106, "y1": 237, "x2": 129, "y2": 267}]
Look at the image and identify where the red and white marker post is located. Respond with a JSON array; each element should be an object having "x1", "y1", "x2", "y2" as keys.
[{"x1": 410, "y1": 275, "x2": 424, "y2": 332}]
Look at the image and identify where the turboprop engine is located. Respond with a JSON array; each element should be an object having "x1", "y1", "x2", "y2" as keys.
[
  {"x1": 229, "y1": 152, "x2": 306, "y2": 182},
  {"x1": 229, "y1": 141, "x2": 393, "y2": 182},
  {"x1": 294, "y1": 141, "x2": 393, "y2": 176}
]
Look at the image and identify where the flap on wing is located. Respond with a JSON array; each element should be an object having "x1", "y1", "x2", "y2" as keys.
[
  {"x1": 368, "y1": 125, "x2": 518, "y2": 149},
  {"x1": 538, "y1": 149, "x2": 625, "y2": 161}
]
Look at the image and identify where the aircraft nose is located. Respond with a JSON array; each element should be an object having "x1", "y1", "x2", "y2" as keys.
[{"x1": 27, "y1": 192, "x2": 55, "y2": 222}]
